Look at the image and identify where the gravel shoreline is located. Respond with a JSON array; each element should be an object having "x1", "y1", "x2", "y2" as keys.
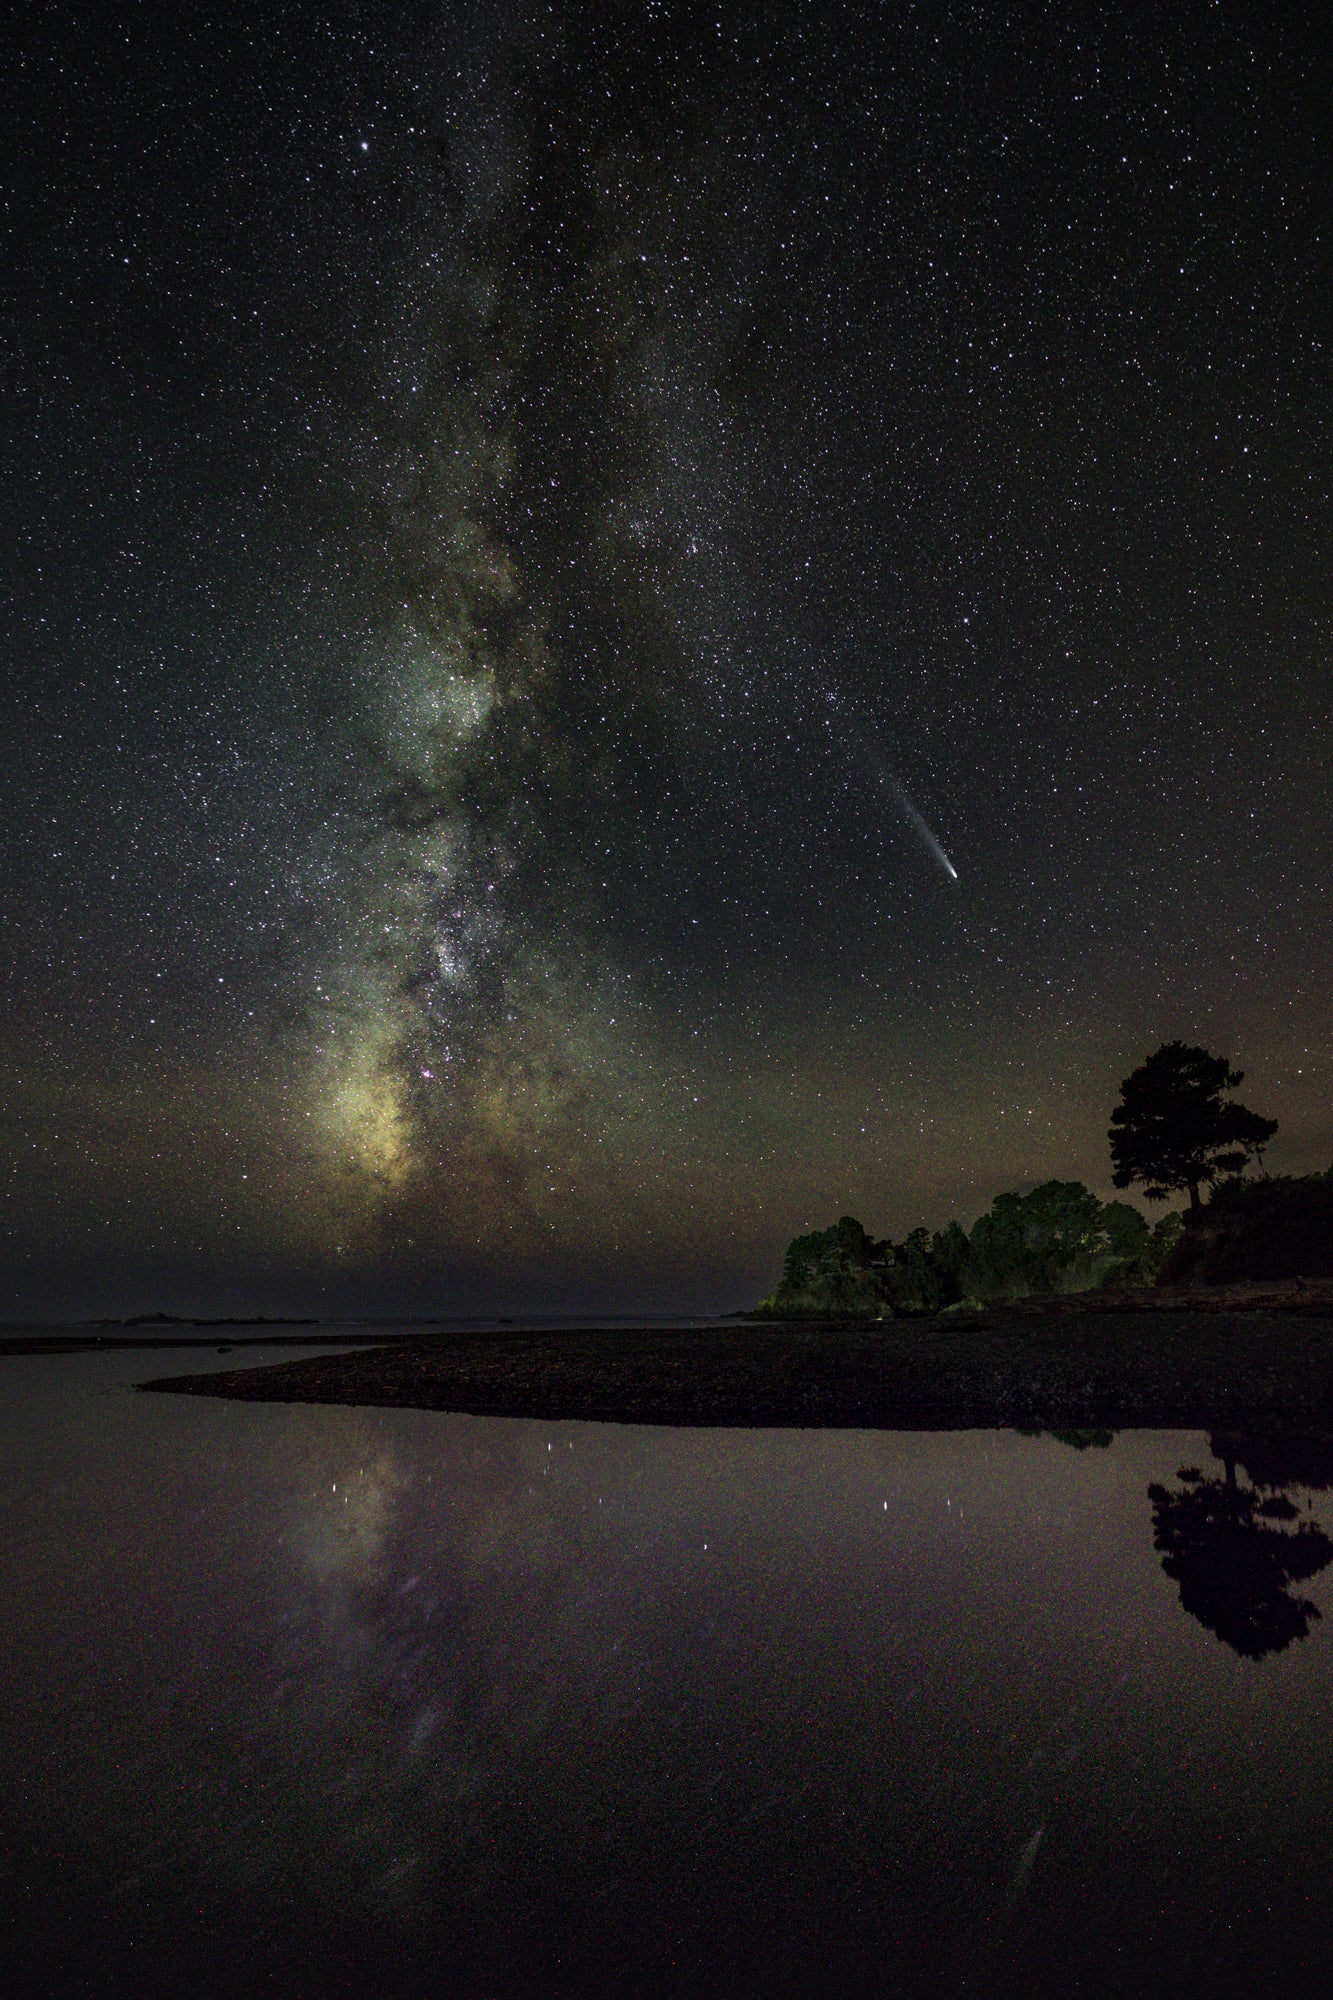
[{"x1": 140, "y1": 1305, "x2": 1333, "y2": 1430}]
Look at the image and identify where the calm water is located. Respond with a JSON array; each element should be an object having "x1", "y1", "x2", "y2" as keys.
[{"x1": 4, "y1": 1347, "x2": 1333, "y2": 1998}]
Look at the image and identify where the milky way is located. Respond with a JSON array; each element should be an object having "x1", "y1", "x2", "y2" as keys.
[{"x1": 4, "y1": 2, "x2": 1330, "y2": 1315}]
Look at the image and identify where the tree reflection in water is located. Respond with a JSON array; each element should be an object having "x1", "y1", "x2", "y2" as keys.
[{"x1": 1148, "y1": 1433, "x2": 1333, "y2": 1660}]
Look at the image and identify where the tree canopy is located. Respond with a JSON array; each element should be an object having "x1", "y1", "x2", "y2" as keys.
[
  {"x1": 1109, "y1": 1041, "x2": 1277, "y2": 1210},
  {"x1": 759, "y1": 1180, "x2": 1178, "y2": 1317}
]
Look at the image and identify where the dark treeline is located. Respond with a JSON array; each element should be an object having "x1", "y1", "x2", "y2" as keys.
[
  {"x1": 759, "y1": 1166, "x2": 1333, "y2": 1319},
  {"x1": 757, "y1": 1182, "x2": 1181, "y2": 1318},
  {"x1": 758, "y1": 1043, "x2": 1333, "y2": 1317},
  {"x1": 1161, "y1": 1173, "x2": 1333, "y2": 1284}
]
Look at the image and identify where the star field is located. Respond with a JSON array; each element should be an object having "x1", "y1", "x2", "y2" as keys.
[{"x1": 3, "y1": 1, "x2": 1330, "y2": 1315}]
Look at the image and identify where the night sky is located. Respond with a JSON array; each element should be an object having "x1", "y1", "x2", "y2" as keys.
[{"x1": 4, "y1": 1, "x2": 1330, "y2": 1319}]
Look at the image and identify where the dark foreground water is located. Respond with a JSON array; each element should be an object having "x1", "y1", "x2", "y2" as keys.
[{"x1": 4, "y1": 1348, "x2": 1333, "y2": 1998}]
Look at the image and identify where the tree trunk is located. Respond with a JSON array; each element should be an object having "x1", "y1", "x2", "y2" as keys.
[{"x1": 1188, "y1": 1181, "x2": 1202, "y2": 1211}]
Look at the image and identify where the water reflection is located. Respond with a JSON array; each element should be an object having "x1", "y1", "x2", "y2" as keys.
[
  {"x1": 1148, "y1": 1433, "x2": 1333, "y2": 1660},
  {"x1": 8, "y1": 1353, "x2": 1333, "y2": 1997},
  {"x1": 1018, "y1": 1426, "x2": 1117, "y2": 1451},
  {"x1": 1025, "y1": 1424, "x2": 1333, "y2": 1658}
]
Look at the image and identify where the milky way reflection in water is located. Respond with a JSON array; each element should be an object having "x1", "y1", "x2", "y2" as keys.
[{"x1": 4, "y1": 1348, "x2": 1333, "y2": 1998}]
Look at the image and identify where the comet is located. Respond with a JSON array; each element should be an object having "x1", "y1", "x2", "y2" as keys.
[
  {"x1": 821, "y1": 686, "x2": 958, "y2": 881},
  {"x1": 862, "y1": 743, "x2": 958, "y2": 880}
]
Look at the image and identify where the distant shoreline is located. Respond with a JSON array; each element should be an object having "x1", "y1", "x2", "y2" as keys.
[
  {"x1": 0, "y1": 1328, "x2": 421, "y2": 1356},
  {"x1": 139, "y1": 1302, "x2": 1333, "y2": 1431}
]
